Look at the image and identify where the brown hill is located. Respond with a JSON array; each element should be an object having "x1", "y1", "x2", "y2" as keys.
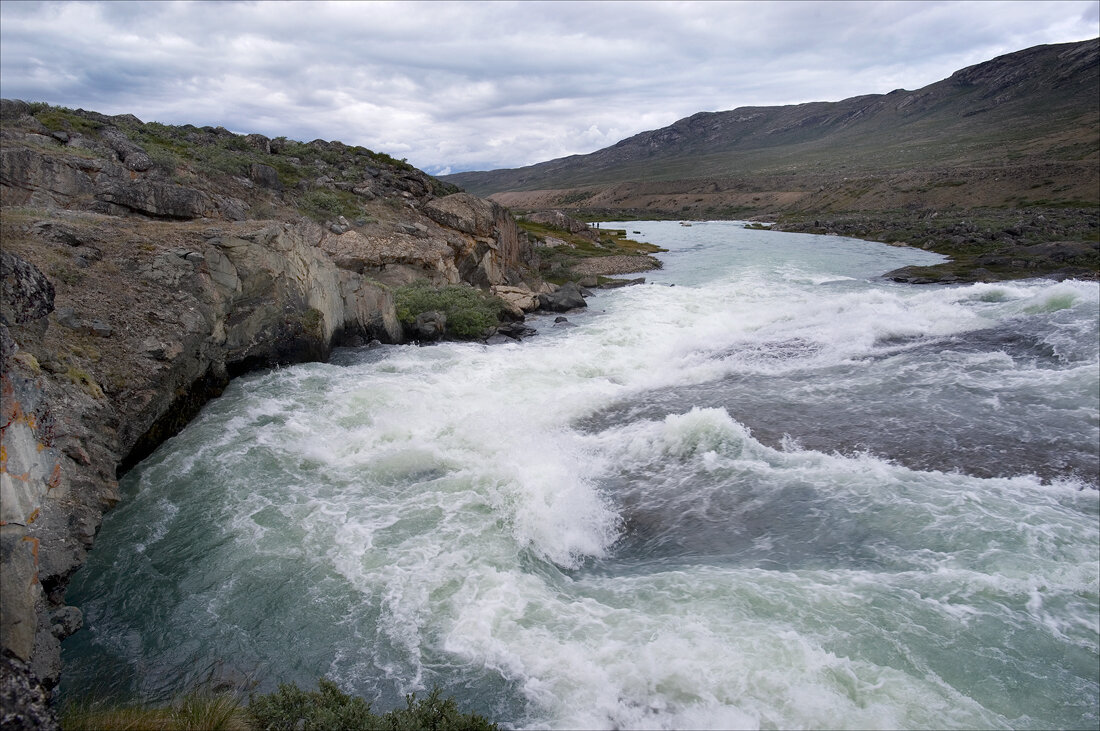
[{"x1": 442, "y1": 39, "x2": 1099, "y2": 218}]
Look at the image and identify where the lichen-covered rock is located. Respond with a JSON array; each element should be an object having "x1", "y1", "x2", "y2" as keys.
[
  {"x1": 0, "y1": 654, "x2": 58, "y2": 731},
  {"x1": 0, "y1": 251, "x2": 54, "y2": 327}
]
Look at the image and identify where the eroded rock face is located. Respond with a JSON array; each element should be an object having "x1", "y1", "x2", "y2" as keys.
[
  {"x1": 0, "y1": 102, "x2": 543, "y2": 723},
  {"x1": 0, "y1": 216, "x2": 410, "y2": 719},
  {"x1": 424, "y1": 193, "x2": 535, "y2": 286}
]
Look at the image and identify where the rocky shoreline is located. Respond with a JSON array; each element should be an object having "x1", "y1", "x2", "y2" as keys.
[
  {"x1": 771, "y1": 207, "x2": 1099, "y2": 283},
  {"x1": 0, "y1": 101, "x2": 584, "y2": 729}
]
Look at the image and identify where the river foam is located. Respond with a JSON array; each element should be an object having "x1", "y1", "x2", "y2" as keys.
[{"x1": 63, "y1": 221, "x2": 1099, "y2": 729}]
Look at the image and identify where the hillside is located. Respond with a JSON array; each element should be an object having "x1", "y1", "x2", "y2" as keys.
[{"x1": 442, "y1": 39, "x2": 1099, "y2": 217}]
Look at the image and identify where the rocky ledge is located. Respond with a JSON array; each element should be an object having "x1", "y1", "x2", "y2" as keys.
[{"x1": 0, "y1": 101, "x2": 579, "y2": 728}]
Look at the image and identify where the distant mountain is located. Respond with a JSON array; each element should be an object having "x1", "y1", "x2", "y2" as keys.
[{"x1": 442, "y1": 39, "x2": 1098, "y2": 214}]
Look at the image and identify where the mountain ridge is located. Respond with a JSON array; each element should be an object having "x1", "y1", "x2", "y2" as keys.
[{"x1": 442, "y1": 38, "x2": 1099, "y2": 211}]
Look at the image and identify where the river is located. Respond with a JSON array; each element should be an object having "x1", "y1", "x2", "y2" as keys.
[{"x1": 62, "y1": 221, "x2": 1100, "y2": 729}]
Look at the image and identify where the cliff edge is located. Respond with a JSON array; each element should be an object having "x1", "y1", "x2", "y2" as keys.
[{"x1": 0, "y1": 101, "x2": 544, "y2": 728}]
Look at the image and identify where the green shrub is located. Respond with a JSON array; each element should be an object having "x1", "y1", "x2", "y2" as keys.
[
  {"x1": 246, "y1": 679, "x2": 495, "y2": 731},
  {"x1": 298, "y1": 189, "x2": 363, "y2": 222},
  {"x1": 394, "y1": 282, "x2": 506, "y2": 340},
  {"x1": 31, "y1": 104, "x2": 103, "y2": 135}
]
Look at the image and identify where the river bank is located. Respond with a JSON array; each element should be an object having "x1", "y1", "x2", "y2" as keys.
[
  {"x1": 61, "y1": 221, "x2": 1099, "y2": 729},
  {"x1": 770, "y1": 206, "x2": 1099, "y2": 283}
]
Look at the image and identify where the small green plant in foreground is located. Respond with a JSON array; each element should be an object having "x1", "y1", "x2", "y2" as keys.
[
  {"x1": 394, "y1": 282, "x2": 508, "y2": 340},
  {"x1": 61, "y1": 680, "x2": 495, "y2": 731},
  {"x1": 246, "y1": 679, "x2": 496, "y2": 731},
  {"x1": 60, "y1": 689, "x2": 247, "y2": 730}
]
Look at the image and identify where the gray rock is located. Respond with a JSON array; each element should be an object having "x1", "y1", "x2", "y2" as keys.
[
  {"x1": 494, "y1": 322, "x2": 537, "y2": 340},
  {"x1": 54, "y1": 307, "x2": 112, "y2": 337},
  {"x1": 0, "y1": 654, "x2": 58, "y2": 731},
  {"x1": 0, "y1": 251, "x2": 55, "y2": 326},
  {"x1": 537, "y1": 281, "x2": 587, "y2": 312},
  {"x1": 244, "y1": 133, "x2": 271, "y2": 154},
  {"x1": 410, "y1": 310, "x2": 446, "y2": 341},
  {"x1": 49, "y1": 606, "x2": 82, "y2": 639},
  {"x1": 0, "y1": 98, "x2": 31, "y2": 121},
  {"x1": 249, "y1": 162, "x2": 282, "y2": 190},
  {"x1": 124, "y1": 151, "x2": 154, "y2": 172},
  {"x1": 96, "y1": 178, "x2": 213, "y2": 219}
]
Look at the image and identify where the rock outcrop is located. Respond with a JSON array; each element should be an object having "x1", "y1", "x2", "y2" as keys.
[{"x1": 0, "y1": 101, "x2": 543, "y2": 726}]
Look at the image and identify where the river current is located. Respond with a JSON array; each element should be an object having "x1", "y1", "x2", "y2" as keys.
[{"x1": 62, "y1": 221, "x2": 1099, "y2": 729}]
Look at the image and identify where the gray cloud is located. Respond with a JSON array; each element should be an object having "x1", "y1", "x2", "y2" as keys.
[{"x1": 1, "y1": 1, "x2": 1095, "y2": 174}]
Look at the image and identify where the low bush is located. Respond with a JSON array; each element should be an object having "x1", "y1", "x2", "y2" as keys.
[
  {"x1": 246, "y1": 679, "x2": 496, "y2": 731},
  {"x1": 394, "y1": 282, "x2": 507, "y2": 340},
  {"x1": 297, "y1": 189, "x2": 363, "y2": 222}
]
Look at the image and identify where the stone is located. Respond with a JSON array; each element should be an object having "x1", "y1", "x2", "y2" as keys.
[
  {"x1": 0, "y1": 98, "x2": 31, "y2": 121},
  {"x1": 124, "y1": 152, "x2": 154, "y2": 172},
  {"x1": 495, "y1": 322, "x2": 537, "y2": 340},
  {"x1": 0, "y1": 251, "x2": 55, "y2": 327},
  {"x1": 96, "y1": 178, "x2": 213, "y2": 219},
  {"x1": 523, "y1": 209, "x2": 593, "y2": 235},
  {"x1": 244, "y1": 134, "x2": 272, "y2": 154},
  {"x1": 410, "y1": 311, "x2": 446, "y2": 341},
  {"x1": 491, "y1": 285, "x2": 539, "y2": 315},
  {"x1": 537, "y1": 281, "x2": 587, "y2": 312},
  {"x1": 48, "y1": 606, "x2": 82, "y2": 639},
  {"x1": 249, "y1": 162, "x2": 282, "y2": 190},
  {"x1": 0, "y1": 654, "x2": 58, "y2": 731}
]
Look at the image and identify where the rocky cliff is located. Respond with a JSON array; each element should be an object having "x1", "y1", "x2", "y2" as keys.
[{"x1": 0, "y1": 100, "x2": 545, "y2": 728}]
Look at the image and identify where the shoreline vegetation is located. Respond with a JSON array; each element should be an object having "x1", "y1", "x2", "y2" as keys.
[
  {"x1": 533, "y1": 206, "x2": 1098, "y2": 284},
  {"x1": 60, "y1": 679, "x2": 495, "y2": 731}
]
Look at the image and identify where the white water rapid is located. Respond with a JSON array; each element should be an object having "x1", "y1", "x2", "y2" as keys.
[{"x1": 62, "y1": 221, "x2": 1099, "y2": 729}]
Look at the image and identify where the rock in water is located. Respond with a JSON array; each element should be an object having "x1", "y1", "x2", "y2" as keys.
[{"x1": 538, "y1": 281, "x2": 587, "y2": 312}]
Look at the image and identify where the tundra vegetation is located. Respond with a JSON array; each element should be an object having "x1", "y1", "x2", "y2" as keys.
[{"x1": 59, "y1": 679, "x2": 495, "y2": 731}]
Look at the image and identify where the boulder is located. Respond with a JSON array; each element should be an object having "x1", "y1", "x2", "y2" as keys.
[
  {"x1": 0, "y1": 655, "x2": 57, "y2": 731},
  {"x1": 537, "y1": 281, "x2": 587, "y2": 312},
  {"x1": 249, "y1": 163, "x2": 282, "y2": 190},
  {"x1": 491, "y1": 285, "x2": 540, "y2": 315},
  {"x1": 410, "y1": 311, "x2": 446, "y2": 341},
  {"x1": 0, "y1": 251, "x2": 54, "y2": 327},
  {"x1": 523, "y1": 209, "x2": 593, "y2": 235},
  {"x1": 423, "y1": 192, "x2": 498, "y2": 236},
  {"x1": 0, "y1": 98, "x2": 31, "y2": 121},
  {"x1": 494, "y1": 322, "x2": 537, "y2": 340},
  {"x1": 96, "y1": 178, "x2": 214, "y2": 219}
]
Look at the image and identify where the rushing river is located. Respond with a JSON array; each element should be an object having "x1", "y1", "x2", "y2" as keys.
[{"x1": 62, "y1": 221, "x2": 1099, "y2": 729}]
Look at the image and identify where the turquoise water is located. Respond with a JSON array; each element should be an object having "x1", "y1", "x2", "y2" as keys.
[{"x1": 62, "y1": 222, "x2": 1099, "y2": 729}]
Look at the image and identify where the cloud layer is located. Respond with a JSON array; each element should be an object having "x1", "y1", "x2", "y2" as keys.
[{"x1": 2, "y1": 1, "x2": 1096, "y2": 174}]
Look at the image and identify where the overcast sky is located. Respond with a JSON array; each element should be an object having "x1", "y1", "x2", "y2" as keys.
[{"x1": 1, "y1": 1, "x2": 1096, "y2": 175}]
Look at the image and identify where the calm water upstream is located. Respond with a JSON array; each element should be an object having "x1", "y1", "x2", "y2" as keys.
[{"x1": 62, "y1": 222, "x2": 1099, "y2": 729}]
